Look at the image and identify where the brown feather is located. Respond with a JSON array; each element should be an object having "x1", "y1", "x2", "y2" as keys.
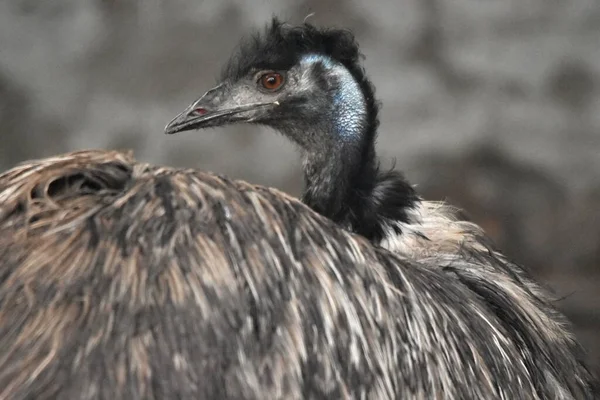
[{"x1": 0, "y1": 150, "x2": 597, "y2": 399}]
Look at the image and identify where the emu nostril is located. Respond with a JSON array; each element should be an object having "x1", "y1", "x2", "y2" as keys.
[{"x1": 193, "y1": 108, "x2": 208, "y2": 116}]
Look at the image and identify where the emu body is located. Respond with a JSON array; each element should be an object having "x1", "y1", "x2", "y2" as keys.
[{"x1": 0, "y1": 150, "x2": 597, "y2": 399}]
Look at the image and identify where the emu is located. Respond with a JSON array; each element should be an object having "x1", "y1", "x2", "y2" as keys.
[
  {"x1": 163, "y1": 18, "x2": 599, "y2": 397},
  {"x1": 0, "y1": 149, "x2": 597, "y2": 399},
  {"x1": 163, "y1": 18, "x2": 542, "y2": 277},
  {"x1": 161, "y1": 19, "x2": 524, "y2": 263}
]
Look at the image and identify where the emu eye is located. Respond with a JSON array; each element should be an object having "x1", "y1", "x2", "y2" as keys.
[{"x1": 259, "y1": 72, "x2": 284, "y2": 91}]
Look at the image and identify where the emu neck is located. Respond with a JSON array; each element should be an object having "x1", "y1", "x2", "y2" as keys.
[
  {"x1": 296, "y1": 53, "x2": 370, "y2": 220},
  {"x1": 299, "y1": 123, "x2": 418, "y2": 243},
  {"x1": 296, "y1": 54, "x2": 419, "y2": 241},
  {"x1": 300, "y1": 131, "x2": 376, "y2": 223}
]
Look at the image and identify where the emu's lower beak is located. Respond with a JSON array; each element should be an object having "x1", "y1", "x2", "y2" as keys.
[{"x1": 164, "y1": 84, "x2": 278, "y2": 135}]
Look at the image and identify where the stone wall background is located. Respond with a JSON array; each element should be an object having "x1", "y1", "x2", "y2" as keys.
[{"x1": 1, "y1": 0, "x2": 599, "y2": 374}]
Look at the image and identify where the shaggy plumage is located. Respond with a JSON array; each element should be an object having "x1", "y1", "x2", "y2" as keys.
[
  {"x1": 0, "y1": 150, "x2": 597, "y2": 399},
  {"x1": 163, "y1": 18, "x2": 599, "y2": 398}
]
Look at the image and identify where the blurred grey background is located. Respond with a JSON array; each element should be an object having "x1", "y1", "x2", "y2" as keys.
[{"x1": 1, "y1": 0, "x2": 599, "y2": 374}]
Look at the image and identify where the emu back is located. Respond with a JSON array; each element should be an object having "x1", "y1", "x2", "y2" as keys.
[{"x1": 0, "y1": 150, "x2": 596, "y2": 399}]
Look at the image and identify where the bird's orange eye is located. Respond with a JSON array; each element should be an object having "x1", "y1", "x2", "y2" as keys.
[{"x1": 259, "y1": 72, "x2": 284, "y2": 91}]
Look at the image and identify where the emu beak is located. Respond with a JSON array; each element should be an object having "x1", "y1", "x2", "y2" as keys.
[{"x1": 164, "y1": 83, "x2": 279, "y2": 135}]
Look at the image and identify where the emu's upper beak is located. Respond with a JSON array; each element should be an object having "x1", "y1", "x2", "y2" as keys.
[{"x1": 164, "y1": 83, "x2": 279, "y2": 135}]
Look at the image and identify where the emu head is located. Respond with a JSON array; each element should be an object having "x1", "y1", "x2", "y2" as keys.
[{"x1": 165, "y1": 18, "x2": 379, "y2": 161}]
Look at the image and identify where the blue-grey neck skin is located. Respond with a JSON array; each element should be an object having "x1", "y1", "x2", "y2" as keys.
[
  {"x1": 291, "y1": 53, "x2": 419, "y2": 240},
  {"x1": 300, "y1": 54, "x2": 368, "y2": 144},
  {"x1": 285, "y1": 53, "x2": 374, "y2": 224}
]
